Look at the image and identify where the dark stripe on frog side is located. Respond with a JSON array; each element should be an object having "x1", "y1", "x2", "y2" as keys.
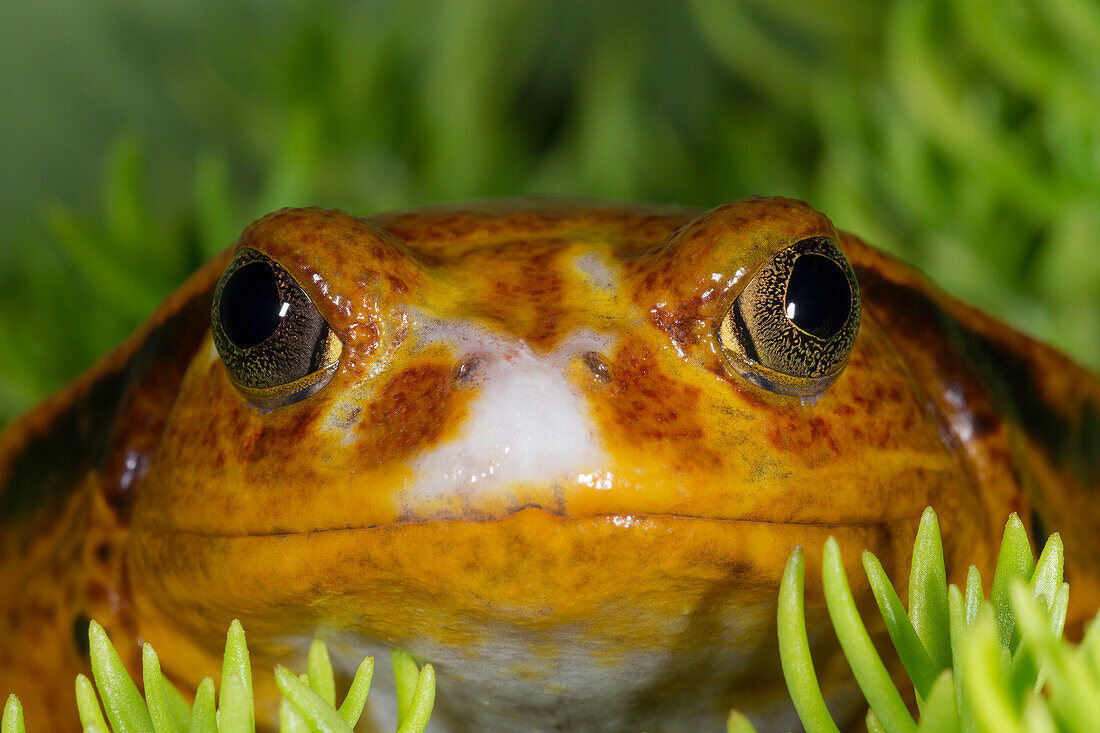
[
  {"x1": 854, "y1": 263, "x2": 1100, "y2": 487},
  {"x1": 0, "y1": 279, "x2": 216, "y2": 520},
  {"x1": 0, "y1": 363, "x2": 125, "y2": 519}
]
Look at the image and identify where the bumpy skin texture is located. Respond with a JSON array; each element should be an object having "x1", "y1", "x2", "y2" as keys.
[{"x1": 1, "y1": 197, "x2": 1097, "y2": 732}]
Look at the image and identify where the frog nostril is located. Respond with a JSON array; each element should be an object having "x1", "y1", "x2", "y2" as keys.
[
  {"x1": 452, "y1": 352, "x2": 486, "y2": 386},
  {"x1": 581, "y1": 351, "x2": 612, "y2": 385}
]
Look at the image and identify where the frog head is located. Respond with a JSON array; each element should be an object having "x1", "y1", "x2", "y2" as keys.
[{"x1": 130, "y1": 197, "x2": 987, "y2": 729}]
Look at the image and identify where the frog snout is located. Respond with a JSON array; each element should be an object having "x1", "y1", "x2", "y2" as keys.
[
  {"x1": 406, "y1": 335, "x2": 614, "y2": 504},
  {"x1": 448, "y1": 347, "x2": 613, "y2": 387},
  {"x1": 451, "y1": 351, "x2": 490, "y2": 386},
  {"x1": 579, "y1": 350, "x2": 612, "y2": 384}
]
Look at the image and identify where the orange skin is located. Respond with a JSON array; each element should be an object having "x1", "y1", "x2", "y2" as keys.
[{"x1": 1, "y1": 197, "x2": 1098, "y2": 731}]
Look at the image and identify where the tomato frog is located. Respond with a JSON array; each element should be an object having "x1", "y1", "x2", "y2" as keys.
[{"x1": 1, "y1": 197, "x2": 1098, "y2": 731}]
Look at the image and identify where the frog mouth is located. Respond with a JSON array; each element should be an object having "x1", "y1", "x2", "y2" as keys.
[
  {"x1": 151, "y1": 506, "x2": 925, "y2": 538},
  {"x1": 134, "y1": 508, "x2": 923, "y2": 630}
]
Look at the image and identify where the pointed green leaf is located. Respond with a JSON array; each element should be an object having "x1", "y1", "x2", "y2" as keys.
[
  {"x1": 726, "y1": 710, "x2": 758, "y2": 733},
  {"x1": 307, "y1": 638, "x2": 336, "y2": 707},
  {"x1": 391, "y1": 649, "x2": 421, "y2": 727},
  {"x1": 865, "y1": 709, "x2": 886, "y2": 733},
  {"x1": 217, "y1": 673, "x2": 251, "y2": 733},
  {"x1": 1049, "y1": 582, "x2": 1069, "y2": 639},
  {"x1": 273, "y1": 666, "x2": 352, "y2": 733},
  {"x1": 337, "y1": 656, "x2": 374, "y2": 728},
  {"x1": 909, "y1": 507, "x2": 952, "y2": 671},
  {"x1": 864, "y1": 550, "x2": 938, "y2": 699},
  {"x1": 396, "y1": 664, "x2": 435, "y2": 733},
  {"x1": 823, "y1": 537, "x2": 916, "y2": 733},
  {"x1": 964, "y1": 567, "x2": 983, "y2": 627},
  {"x1": 2, "y1": 695, "x2": 24, "y2": 733},
  {"x1": 75, "y1": 674, "x2": 110, "y2": 733},
  {"x1": 88, "y1": 619, "x2": 155, "y2": 733},
  {"x1": 188, "y1": 678, "x2": 215, "y2": 733},
  {"x1": 990, "y1": 514, "x2": 1034, "y2": 650},
  {"x1": 142, "y1": 643, "x2": 182, "y2": 733},
  {"x1": 1028, "y1": 534, "x2": 1064, "y2": 614},
  {"x1": 219, "y1": 620, "x2": 253, "y2": 732},
  {"x1": 776, "y1": 547, "x2": 840, "y2": 733}
]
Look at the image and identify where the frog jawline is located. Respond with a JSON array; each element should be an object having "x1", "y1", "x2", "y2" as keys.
[{"x1": 152, "y1": 506, "x2": 925, "y2": 538}]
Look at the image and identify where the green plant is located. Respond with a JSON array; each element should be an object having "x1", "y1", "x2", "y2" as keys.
[
  {"x1": 1, "y1": 619, "x2": 434, "y2": 733},
  {"x1": 731, "y1": 508, "x2": 1100, "y2": 732}
]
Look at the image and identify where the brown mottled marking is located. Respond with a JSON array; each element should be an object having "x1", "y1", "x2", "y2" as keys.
[
  {"x1": 600, "y1": 341, "x2": 722, "y2": 471},
  {"x1": 355, "y1": 362, "x2": 474, "y2": 465}
]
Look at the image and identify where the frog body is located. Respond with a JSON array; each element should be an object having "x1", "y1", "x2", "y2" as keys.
[{"x1": 1, "y1": 197, "x2": 1098, "y2": 731}]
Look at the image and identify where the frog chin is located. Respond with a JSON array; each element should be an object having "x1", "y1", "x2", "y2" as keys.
[{"x1": 141, "y1": 510, "x2": 884, "y2": 733}]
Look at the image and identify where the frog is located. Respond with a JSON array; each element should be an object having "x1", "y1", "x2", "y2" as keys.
[{"x1": 1, "y1": 197, "x2": 1098, "y2": 732}]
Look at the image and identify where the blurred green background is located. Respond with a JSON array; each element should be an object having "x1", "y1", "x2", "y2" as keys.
[{"x1": 1, "y1": 0, "x2": 1098, "y2": 426}]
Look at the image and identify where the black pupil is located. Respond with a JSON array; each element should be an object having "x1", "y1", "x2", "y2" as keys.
[
  {"x1": 784, "y1": 254, "x2": 851, "y2": 340},
  {"x1": 220, "y1": 261, "x2": 284, "y2": 349}
]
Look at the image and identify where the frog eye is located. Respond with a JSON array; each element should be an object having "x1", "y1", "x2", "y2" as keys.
[
  {"x1": 212, "y1": 249, "x2": 343, "y2": 407},
  {"x1": 717, "y1": 237, "x2": 859, "y2": 397}
]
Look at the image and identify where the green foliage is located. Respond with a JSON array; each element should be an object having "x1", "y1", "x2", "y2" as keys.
[
  {"x1": 1, "y1": 0, "x2": 1098, "y2": 425},
  {"x1": 2, "y1": 696, "x2": 22, "y2": 733},
  {"x1": 734, "y1": 507, "x2": 1097, "y2": 733},
  {"x1": 0, "y1": 620, "x2": 432, "y2": 733}
]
